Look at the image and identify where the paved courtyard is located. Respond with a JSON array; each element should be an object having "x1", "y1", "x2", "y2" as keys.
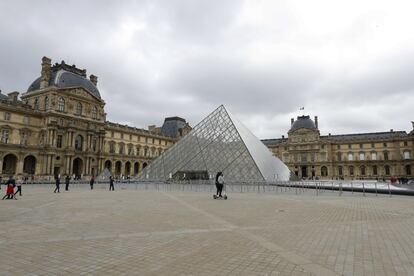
[{"x1": 1, "y1": 184, "x2": 413, "y2": 276}]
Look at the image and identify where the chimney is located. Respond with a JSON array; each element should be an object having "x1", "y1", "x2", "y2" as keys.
[
  {"x1": 291, "y1": 118, "x2": 294, "y2": 125},
  {"x1": 282, "y1": 135, "x2": 285, "y2": 139},
  {"x1": 314, "y1": 116, "x2": 318, "y2": 129},
  {"x1": 40, "y1": 56, "x2": 51, "y2": 89},
  {"x1": 89, "y1": 74, "x2": 98, "y2": 86},
  {"x1": 390, "y1": 129, "x2": 393, "y2": 132},
  {"x1": 8, "y1": 91, "x2": 19, "y2": 102}
]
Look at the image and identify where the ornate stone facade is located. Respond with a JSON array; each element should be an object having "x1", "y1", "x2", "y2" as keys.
[
  {"x1": 0, "y1": 57, "x2": 188, "y2": 180},
  {"x1": 263, "y1": 116, "x2": 414, "y2": 180}
]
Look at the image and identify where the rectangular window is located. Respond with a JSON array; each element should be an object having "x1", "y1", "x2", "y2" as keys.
[
  {"x1": 121, "y1": 133, "x2": 124, "y2": 139},
  {"x1": 129, "y1": 134, "x2": 132, "y2": 140},
  {"x1": 111, "y1": 131, "x2": 114, "y2": 138},
  {"x1": 348, "y1": 144, "x2": 352, "y2": 149},
  {"x1": 321, "y1": 144, "x2": 325, "y2": 150},
  {"x1": 404, "y1": 141, "x2": 408, "y2": 146},
  {"x1": 359, "y1": 144, "x2": 363, "y2": 149},
  {"x1": 359, "y1": 152, "x2": 365, "y2": 160},
  {"x1": 384, "y1": 152, "x2": 389, "y2": 160},
  {"x1": 4, "y1": 112, "x2": 11, "y2": 121},
  {"x1": 57, "y1": 135, "x2": 63, "y2": 148},
  {"x1": 371, "y1": 143, "x2": 375, "y2": 148},
  {"x1": 2, "y1": 129, "x2": 9, "y2": 143},
  {"x1": 383, "y1": 143, "x2": 387, "y2": 147},
  {"x1": 109, "y1": 143, "x2": 115, "y2": 153},
  {"x1": 371, "y1": 152, "x2": 377, "y2": 160},
  {"x1": 23, "y1": 116, "x2": 29, "y2": 124},
  {"x1": 337, "y1": 145, "x2": 340, "y2": 149}
]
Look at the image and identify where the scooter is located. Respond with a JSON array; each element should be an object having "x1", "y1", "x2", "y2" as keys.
[{"x1": 213, "y1": 183, "x2": 228, "y2": 200}]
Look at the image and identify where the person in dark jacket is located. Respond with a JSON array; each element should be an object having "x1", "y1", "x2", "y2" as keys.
[
  {"x1": 65, "y1": 175, "x2": 70, "y2": 191},
  {"x1": 109, "y1": 176, "x2": 115, "y2": 191},
  {"x1": 54, "y1": 176, "x2": 60, "y2": 193},
  {"x1": 2, "y1": 175, "x2": 16, "y2": 200},
  {"x1": 215, "y1": 172, "x2": 224, "y2": 197},
  {"x1": 90, "y1": 176, "x2": 95, "y2": 190}
]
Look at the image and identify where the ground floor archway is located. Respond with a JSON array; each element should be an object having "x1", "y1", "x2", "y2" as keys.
[
  {"x1": 134, "y1": 162, "x2": 139, "y2": 175},
  {"x1": 2, "y1": 153, "x2": 17, "y2": 175},
  {"x1": 73, "y1": 158, "x2": 83, "y2": 179},
  {"x1": 23, "y1": 155, "x2": 36, "y2": 175},
  {"x1": 125, "y1": 161, "x2": 131, "y2": 176},
  {"x1": 115, "y1": 161, "x2": 122, "y2": 176}
]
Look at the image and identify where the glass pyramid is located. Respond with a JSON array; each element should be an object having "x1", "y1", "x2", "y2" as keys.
[{"x1": 138, "y1": 105, "x2": 292, "y2": 183}]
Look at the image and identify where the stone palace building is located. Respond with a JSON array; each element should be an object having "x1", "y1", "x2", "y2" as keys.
[
  {"x1": 263, "y1": 116, "x2": 414, "y2": 180},
  {"x1": 1, "y1": 56, "x2": 412, "y2": 181},
  {"x1": 0, "y1": 57, "x2": 191, "y2": 180}
]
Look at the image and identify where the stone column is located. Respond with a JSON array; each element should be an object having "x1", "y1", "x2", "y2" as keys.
[{"x1": 16, "y1": 159, "x2": 24, "y2": 175}]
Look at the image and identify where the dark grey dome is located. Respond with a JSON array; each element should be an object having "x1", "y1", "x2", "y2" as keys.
[
  {"x1": 289, "y1": 115, "x2": 316, "y2": 132},
  {"x1": 27, "y1": 70, "x2": 101, "y2": 99}
]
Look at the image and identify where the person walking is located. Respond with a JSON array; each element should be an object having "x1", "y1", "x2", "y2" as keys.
[
  {"x1": 54, "y1": 175, "x2": 60, "y2": 193},
  {"x1": 65, "y1": 175, "x2": 70, "y2": 191},
  {"x1": 2, "y1": 175, "x2": 16, "y2": 200},
  {"x1": 109, "y1": 176, "x2": 115, "y2": 191},
  {"x1": 14, "y1": 176, "x2": 23, "y2": 197},
  {"x1": 215, "y1": 172, "x2": 224, "y2": 197},
  {"x1": 90, "y1": 176, "x2": 95, "y2": 190}
]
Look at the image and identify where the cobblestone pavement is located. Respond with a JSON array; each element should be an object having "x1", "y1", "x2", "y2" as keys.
[{"x1": 0, "y1": 185, "x2": 413, "y2": 275}]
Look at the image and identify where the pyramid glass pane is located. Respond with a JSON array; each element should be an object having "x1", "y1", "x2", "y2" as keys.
[{"x1": 138, "y1": 105, "x2": 292, "y2": 182}]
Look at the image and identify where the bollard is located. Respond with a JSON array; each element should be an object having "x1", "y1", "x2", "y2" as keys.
[
  {"x1": 362, "y1": 182, "x2": 365, "y2": 197},
  {"x1": 351, "y1": 182, "x2": 353, "y2": 194},
  {"x1": 374, "y1": 182, "x2": 377, "y2": 196},
  {"x1": 387, "y1": 182, "x2": 392, "y2": 197}
]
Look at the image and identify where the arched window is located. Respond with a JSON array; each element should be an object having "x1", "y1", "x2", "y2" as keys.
[
  {"x1": 92, "y1": 106, "x2": 97, "y2": 119},
  {"x1": 360, "y1": 166, "x2": 366, "y2": 176},
  {"x1": 75, "y1": 135, "x2": 83, "y2": 151},
  {"x1": 338, "y1": 166, "x2": 343, "y2": 176},
  {"x1": 44, "y1": 96, "x2": 49, "y2": 111},
  {"x1": 58, "y1": 97, "x2": 65, "y2": 112},
  {"x1": 76, "y1": 102, "x2": 82, "y2": 115},
  {"x1": 406, "y1": 165, "x2": 412, "y2": 175},
  {"x1": 385, "y1": 165, "x2": 390, "y2": 175},
  {"x1": 349, "y1": 166, "x2": 354, "y2": 176},
  {"x1": 348, "y1": 152, "x2": 353, "y2": 161},
  {"x1": 321, "y1": 166, "x2": 328, "y2": 177},
  {"x1": 34, "y1": 98, "x2": 39, "y2": 110}
]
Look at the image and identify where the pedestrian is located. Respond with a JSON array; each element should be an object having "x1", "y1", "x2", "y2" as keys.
[
  {"x1": 54, "y1": 175, "x2": 60, "y2": 193},
  {"x1": 65, "y1": 175, "x2": 70, "y2": 191},
  {"x1": 90, "y1": 175, "x2": 95, "y2": 190},
  {"x1": 2, "y1": 175, "x2": 16, "y2": 200},
  {"x1": 215, "y1": 172, "x2": 224, "y2": 197},
  {"x1": 109, "y1": 175, "x2": 114, "y2": 191},
  {"x1": 14, "y1": 176, "x2": 23, "y2": 197},
  {"x1": 0, "y1": 175, "x2": 2, "y2": 190}
]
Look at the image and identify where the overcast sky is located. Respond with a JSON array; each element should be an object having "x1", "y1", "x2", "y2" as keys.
[{"x1": 1, "y1": 0, "x2": 413, "y2": 138}]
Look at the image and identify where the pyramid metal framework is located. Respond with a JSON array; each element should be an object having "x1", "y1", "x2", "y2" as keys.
[{"x1": 138, "y1": 105, "x2": 292, "y2": 182}]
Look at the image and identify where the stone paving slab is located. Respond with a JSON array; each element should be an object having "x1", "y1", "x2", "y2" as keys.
[{"x1": 0, "y1": 186, "x2": 413, "y2": 275}]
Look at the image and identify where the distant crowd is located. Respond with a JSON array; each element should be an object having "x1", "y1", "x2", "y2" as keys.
[{"x1": 2, "y1": 174, "x2": 116, "y2": 200}]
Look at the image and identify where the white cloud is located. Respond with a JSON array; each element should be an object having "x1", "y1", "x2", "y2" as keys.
[{"x1": 0, "y1": 0, "x2": 413, "y2": 138}]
